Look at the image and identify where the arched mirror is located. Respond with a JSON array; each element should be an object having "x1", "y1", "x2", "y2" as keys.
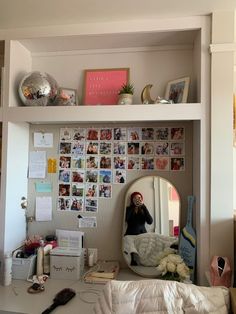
[{"x1": 122, "y1": 175, "x2": 180, "y2": 277}]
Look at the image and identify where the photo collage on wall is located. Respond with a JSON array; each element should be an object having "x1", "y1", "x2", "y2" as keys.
[{"x1": 58, "y1": 126, "x2": 185, "y2": 212}]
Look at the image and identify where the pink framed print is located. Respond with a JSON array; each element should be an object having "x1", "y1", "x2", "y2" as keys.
[{"x1": 83, "y1": 68, "x2": 129, "y2": 105}]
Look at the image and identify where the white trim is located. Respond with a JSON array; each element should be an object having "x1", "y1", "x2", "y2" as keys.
[{"x1": 209, "y1": 43, "x2": 236, "y2": 53}]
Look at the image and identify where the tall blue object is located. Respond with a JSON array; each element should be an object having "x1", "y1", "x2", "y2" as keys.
[{"x1": 179, "y1": 195, "x2": 196, "y2": 282}]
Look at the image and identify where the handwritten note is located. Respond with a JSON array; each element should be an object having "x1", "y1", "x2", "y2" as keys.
[
  {"x1": 35, "y1": 196, "x2": 52, "y2": 221},
  {"x1": 29, "y1": 151, "x2": 46, "y2": 179}
]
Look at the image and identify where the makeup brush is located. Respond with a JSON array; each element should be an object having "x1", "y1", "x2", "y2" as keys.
[{"x1": 41, "y1": 288, "x2": 76, "y2": 314}]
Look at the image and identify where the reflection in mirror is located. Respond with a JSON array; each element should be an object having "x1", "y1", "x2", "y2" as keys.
[{"x1": 122, "y1": 175, "x2": 180, "y2": 277}]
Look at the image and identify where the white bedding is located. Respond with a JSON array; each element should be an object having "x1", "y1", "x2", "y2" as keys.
[{"x1": 94, "y1": 279, "x2": 229, "y2": 314}]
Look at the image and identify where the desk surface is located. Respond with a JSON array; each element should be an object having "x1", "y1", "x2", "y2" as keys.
[{"x1": 0, "y1": 268, "x2": 143, "y2": 314}]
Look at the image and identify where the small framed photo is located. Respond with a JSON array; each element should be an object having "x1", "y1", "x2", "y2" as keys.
[
  {"x1": 83, "y1": 68, "x2": 129, "y2": 105},
  {"x1": 56, "y1": 88, "x2": 78, "y2": 106},
  {"x1": 165, "y1": 77, "x2": 190, "y2": 103}
]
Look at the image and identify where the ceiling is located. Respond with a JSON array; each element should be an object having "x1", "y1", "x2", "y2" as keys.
[{"x1": 0, "y1": 0, "x2": 235, "y2": 29}]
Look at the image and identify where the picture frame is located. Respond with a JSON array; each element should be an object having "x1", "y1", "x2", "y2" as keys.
[
  {"x1": 83, "y1": 68, "x2": 129, "y2": 105},
  {"x1": 165, "y1": 77, "x2": 190, "y2": 103},
  {"x1": 56, "y1": 87, "x2": 78, "y2": 106}
]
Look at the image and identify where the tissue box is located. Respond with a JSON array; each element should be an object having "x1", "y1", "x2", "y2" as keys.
[
  {"x1": 12, "y1": 254, "x2": 36, "y2": 280},
  {"x1": 50, "y1": 247, "x2": 84, "y2": 280}
]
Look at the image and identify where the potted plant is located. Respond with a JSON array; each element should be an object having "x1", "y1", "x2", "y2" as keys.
[{"x1": 117, "y1": 83, "x2": 134, "y2": 105}]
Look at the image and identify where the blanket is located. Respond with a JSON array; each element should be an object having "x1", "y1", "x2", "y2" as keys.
[
  {"x1": 94, "y1": 279, "x2": 229, "y2": 314},
  {"x1": 123, "y1": 233, "x2": 177, "y2": 266}
]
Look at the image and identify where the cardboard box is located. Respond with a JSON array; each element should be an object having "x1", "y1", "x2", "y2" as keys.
[
  {"x1": 50, "y1": 247, "x2": 84, "y2": 280},
  {"x1": 12, "y1": 254, "x2": 36, "y2": 280}
]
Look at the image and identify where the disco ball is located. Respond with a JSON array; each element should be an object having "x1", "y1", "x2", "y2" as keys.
[{"x1": 18, "y1": 71, "x2": 58, "y2": 106}]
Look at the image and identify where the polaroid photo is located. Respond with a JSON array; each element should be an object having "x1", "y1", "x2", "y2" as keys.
[
  {"x1": 141, "y1": 127, "x2": 154, "y2": 141},
  {"x1": 71, "y1": 142, "x2": 85, "y2": 155},
  {"x1": 59, "y1": 156, "x2": 71, "y2": 169},
  {"x1": 127, "y1": 142, "x2": 140, "y2": 155},
  {"x1": 86, "y1": 142, "x2": 99, "y2": 154},
  {"x1": 99, "y1": 142, "x2": 112, "y2": 155},
  {"x1": 59, "y1": 142, "x2": 72, "y2": 155},
  {"x1": 113, "y1": 127, "x2": 126, "y2": 141},
  {"x1": 87, "y1": 128, "x2": 99, "y2": 141},
  {"x1": 99, "y1": 156, "x2": 112, "y2": 169},
  {"x1": 59, "y1": 170, "x2": 71, "y2": 183},
  {"x1": 71, "y1": 157, "x2": 85, "y2": 169},
  {"x1": 170, "y1": 142, "x2": 185, "y2": 156},
  {"x1": 99, "y1": 169, "x2": 112, "y2": 184},
  {"x1": 113, "y1": 156, "x2": 126, "y2": 169},
  {"x1": 72, "y1": 128, "x2": 86, "y2": 141},
  {"x1": 127, "y1": 157, "x2": 140, "y2": 170},
  {"x1": 100, "y1": 128, "x2": 112, "y2": 141},
  {"x1": 85, "y1": 198, "x2": 98, "y2": 212},
  {"x1": 155, "y1": 142, "x2": 169, "y2": 156},
  {"x1": 141, "y1": 157, "x2": 154, "y2": 170},
  {"x1": 170, "y1": 127, "x2": 185, "y2": 141},
  {"x1": 70, "y1": 197, "x2": 84, "y2": 211},
  {"x1": 58, "y1": 197, "x2": 71, "y2": 211},
  {"x1": 59, "y1": 184, "x2": 70, "y2": 196},
  {"x1": 141, "y1": 142, "x2": 154, "y2": 155},
  {"x1": 155, "y1": 157, "x2": 170, "y2": 171},
  {"x1": 86, "y1": 156, "x2": 99, "y2": 169},
  {"x1": 127, "y1": 127, "x2": 141, "y2": 141},
  {"x1": 113, "y1": 142, "x2": 126, "y2": 155},
  {"x1": 171, "y1": 157, "x2": 185, "y2": 171},
  {"x1": 85, "y1": 169, "x2": 98, "y2": 183},
  {"x1": 71, "y1": 183, "x2": 84, "y2": 197},
  {"x1": 71, "y1": 170, "x2": 85, "y2": 183},
  {"x1": 85, "y1": 183, "x2": 98, "y2": 198},
  {"x1": 60, "y1": 128, "x2": 73, "y2": 141},
  {"x1": 99, "y1": 184, "x2": 112, "y2": 198},
  {"x1": 155, "y1": 127, "x2": 169, "y2": 141},
  {"x1": 114, "y1": 169, "x2": 126, "y2": 184}
]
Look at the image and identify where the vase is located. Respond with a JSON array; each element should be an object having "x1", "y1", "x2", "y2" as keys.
[{"x1": 117, "y1": 93, "x2": 133, "y2": 105}]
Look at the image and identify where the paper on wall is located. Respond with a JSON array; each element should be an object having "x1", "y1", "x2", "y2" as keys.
[
  {"x1": 35, "y1": 196, "x2": 52, "y2": 221},
  {"x1": 78, "y1": 216, "x2": 97, "y2": 228},
  {"x1": 29, "y1": 151, "x2": 46, "y2": 178},
  {"x1": 56, "y1": 229, "x2": 84, "y2": 249},
  {"x1": 35, "y1": 182, "x2": 52, "y2": 193},
  {"x1": 34, "y1": 132, "x2": 53, "y2": 147}
]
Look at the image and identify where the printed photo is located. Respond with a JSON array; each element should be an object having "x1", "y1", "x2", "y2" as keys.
[
  {"x1": 113, "y1": 156, "x2": 126, "y2": 169},
  {"x1": 99, "y1": 184, "x2": 112, "y2": 198},
  {"x1": 86, "y1": 142, "x2": 98, "y2": 154},
  {"x1": 170, "y1": 127, "x2": 184, "y2": 140},
  {"x1": 155, "y1": 157, "x2": 170, "y2": 171},
  {"x1": 141, "y1": 157, "x2": 154, "y2": 170},
  {"x1": 71, "y1": 142, "x2": 85, "y2": 155},
  {"x1": 71, "y1": 157, "x2": 85, "y2": 169},
  {"x1": 99, "y1": 142, "x2": 112, "y2": 155},
  {"x1": 59, "y1": 170, "x2": 70, "y2": 183},
  {"x1": 99, "y1": 156, "x2": 111, "y2": 169},
  {"x1": 87, "y1": 128, "x2": 99, "y2": 141},
  {"x1": 127, "y1": 142, "x2": 140, "y2": 155},
  {"x1": 72, "y1": 128, "x2": 86, "y2": 141},
  {"x1": 170, "y1": 142, "x2": 185, "y2": 156},
  {"x1": 58, "y1": 197, "x2": 70, "y2": 211},
  {"x1": 141, "y1": 127, "x2": 154, "y2": 140},
  {"x1": 141, "y1": 142, "x2": 154, "y2": 155},
  {"x1": 86, "y1": 169, "x2": 98, "y2": 183},
  {"x1": 99, "y1": 170, "x2": 112, "y2": 183},
  {"x1": 100, "y1": 128, "x2": 112, "y2": 140},
  {"x1": 86, "y1": 156, "x2": 99, "y2": 169},
  {"x1": 155, "y1": 142, "x2": 169, "y2": 156},
  {"x1": 59, "y1": 142, "x2": 72, "y2": 154},
  {"x1": 114, "y1": 170, "x2": 126, "y2": 184},
  {"x1": 155, "y1": 127, "x2": 169, "y2": 140},
  {"x1": 85, "y1": 183, "x2": 98, "y2": 198},
  {"x1": 127, "y1": 128, "x2": 140, "y2": 141},
  {"x1": 60, "y1": 128, "x2": 72, "y2": 141},
  {"x1": 59, "y1": 184, "x2": 70, "y2": 196},
  {"x1": 70, "y1": 198, "x2": 84, "y2": 211},
  {"x1": 71, "y1": 170, "x2": 84, "y2": 183},
  {"x1": 113, "y1": 127, "x2": 126, "y2": 141},
  {"x1": 59, "y1": 156, "x2": 71, "y2": 169},
  {"x1": 127, "y1": 157, "x2": 140, "y2": 170},
  {"x1": 171, "y1": 157, "x2": 185, "y2": 171},
  {"x1": 113, "y1": 142, "x2": 126, "y2": 155},
  {"x1": 85, "y1": 198, "x2": 98, "y2": 212},
  {"x1": 71, "y1": 183, "x2": 84, "y2": 197}
]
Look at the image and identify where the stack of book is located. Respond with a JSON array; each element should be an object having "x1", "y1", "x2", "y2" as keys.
[{"x1": 84, "y1": 260, "x2": 119, "y2": 284}]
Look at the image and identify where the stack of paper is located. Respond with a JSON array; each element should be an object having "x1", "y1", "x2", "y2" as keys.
[{"x1": 84, "y1": 260, "x2": 119, "y2": 284}]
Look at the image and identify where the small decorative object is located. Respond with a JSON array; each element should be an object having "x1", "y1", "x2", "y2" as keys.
[
  {"x1": 141, "y1": 84, "x2": 155, "y2": 104},
  {"x1": 83, "y1": 68, "x2": 129, "y2": 105},
  {"x1": 165, "y1": 76, "x2": 190, "y2": 103},
  {"x1": 156, "y1": 251, "x2": 190, "y2": 282},
  {"x1": 117, "y1": 83, "x2": 134, "y2": 105},
  {"x1": 56, "y1": 87, "x2": 78, "y2": 106},
  {"x1": 18, "y1": 71, "x2": 58, "y2": 106},
  {"x1": 210, "y1": 256, "x2": 232, "y2": 288}
]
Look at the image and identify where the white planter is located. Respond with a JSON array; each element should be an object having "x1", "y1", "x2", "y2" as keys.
[{"x1": 118, "y1": 93, "x2": 133, "y2": 105}]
